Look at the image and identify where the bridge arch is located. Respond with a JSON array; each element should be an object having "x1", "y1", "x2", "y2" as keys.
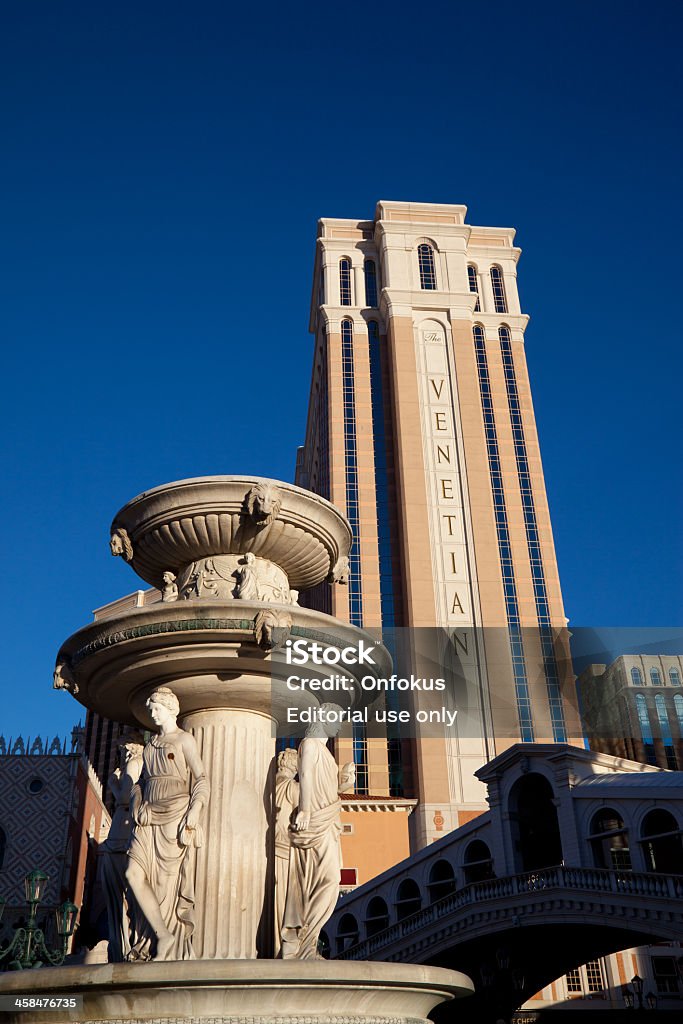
[
  {"x1": 395, "y1": 877, "x2": 422, "y2": 920},
  {"x1": 640, "y1": 807, "x2": 683, "y2": 873},
  {"x1": 463, "y1": 839, "x2": 494, "y2": 883},
  {"x1": 364, "y1": 896, "x2": 390, "y2": 937},
  {"x1": 335, "y1": 912, "x2": 359, "y2": 954},
  {"x1": 508, "y1": 772, "x2": 562, "y2": 872},
  {"x1": 427, "y1": 859, "x2": 457, "y2": 903},
  {"x1": 587, "y1": 807, "x2": 632, "y2": 870}
]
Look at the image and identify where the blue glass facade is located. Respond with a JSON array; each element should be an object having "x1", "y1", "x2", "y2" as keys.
[
  {"x1": 499, "y1": 327, "x2": 567, "y2": 742},
  {"x1": 474, "y1": 326, "x2": 534, "y2": 742},
  {"x1": 341, "y1": 319, "x2": 368, "y2": 793}
]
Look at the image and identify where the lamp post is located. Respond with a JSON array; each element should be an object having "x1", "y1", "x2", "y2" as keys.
[
  {"x1": 0, "y1": 870, "x2": 78, "y2": 970},
  {"x1": 631, "y1": 974, "x2": 644, "y2": 1011}
]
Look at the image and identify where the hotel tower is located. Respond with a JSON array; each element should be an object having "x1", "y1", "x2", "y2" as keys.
[{"x1": 295, "y1": 200, "x2": 583, "y2": 855}]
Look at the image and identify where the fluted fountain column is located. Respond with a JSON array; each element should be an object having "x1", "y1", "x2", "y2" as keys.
[{"x1": 182, "y1": 704, "x2": 275, "y2": 959}]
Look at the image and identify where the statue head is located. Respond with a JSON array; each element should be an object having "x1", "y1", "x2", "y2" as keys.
[
  {"x1": 146, "y1": 686, "x2": 180, "y2": 726},
  {"x1": 243, "y1": 552, "x2": 256, "y2": 566},
  {"x1": 277, "y1": 747, "x2": 298, "y2": 777},
  {"x1": 162, "y1": 571, "x2": 176, "y2": 585},
  {"x1": 110, "y1": 527, "x2": 134, "y2": 562},
  {"x1": 244, "y1": 482, "x2": 282, "y2": 526},
  {"x1": 306, "y1": 702, "x2": 344, "y2": 739}
]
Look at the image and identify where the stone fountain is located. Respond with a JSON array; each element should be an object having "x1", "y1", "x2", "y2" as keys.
[{"x1": 0, "y1": 476, "x2": 472, "y2": 1023}]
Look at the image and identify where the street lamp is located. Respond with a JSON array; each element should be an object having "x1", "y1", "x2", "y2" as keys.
[
  {"x1": 645, "y1": 991, "x2": 657, "y2": 1011},
  {"x1": 631, "y1": 974, "x2": 644, "y2": 1010},
  {"x1": 622, "y1": 985, "x2": 635, "y2": 1009},
  {"x1": 0, "y1": 870, "x2": 78, "y2": 970}
]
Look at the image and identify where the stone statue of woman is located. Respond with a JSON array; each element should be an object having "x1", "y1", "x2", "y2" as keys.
[
  {"x1": 100, "y1": 731, "x2": 145, "y2": 962},
  {"x1": 273, "y1": 747, "x2": 299, "y2": 957},
  {"x1": 125, "y1": 687, "x2": 209, "y2": 962},
  {"x1": 280, "y1": 704, "x2": 353, "y2": 960}
]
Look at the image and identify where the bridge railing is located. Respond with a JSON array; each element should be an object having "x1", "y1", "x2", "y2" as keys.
[{"x1": 335, "y1": 865, "x2": 683, "y2": 960}]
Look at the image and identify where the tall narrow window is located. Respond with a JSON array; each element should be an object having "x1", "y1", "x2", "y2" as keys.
[
  {"x1": 669, "y1": 668, "x2": 681, "y2": 686},
  {"x1": 631, "y1": 667, "x2": 644, "y2": 686},
  {"x1": 467, "y1": 265, "x2": 480, "y2": 311},
  {"x1": 655, "y1": 694, "x2": 677, "y2": 769},
  {"x1": 342, "y1": 318, "x2": 367, "y2": 794},
  {"x1": 339, "y1": 258, "x2": 352, "y2": 306},
  {"x1": 364, "y1": 259, "x2": 378, "y2": 307},
  {"x1": 417, "y1": 244, "x2": 437, "y2": 290},
  {"x1": 636, "y1": 694, "x2": 657, "y2": 765},
  {"x1": 490, "y1": 265, "x2": 507, "y2": 313},
  {"x1": 651, "y1": 668, "x2": 663, "y2": 686},
  {"x1": 675, "y1": 694, "x2": 683, "y2": 731}
]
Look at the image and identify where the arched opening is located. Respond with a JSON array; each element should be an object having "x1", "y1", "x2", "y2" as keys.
[
  {"x1": 588, "y1": 808, "x2": 632, "y2": 870},
  {"x1": 641, "y1": 809, "x2": 683, "y2": 873},
  {"x1": 365, "y1": 896, "x2": 390, "y2": 937},
  {"x1": 427, "y1": 859, "x2": 457, "y2": 902},
  {"x1": 395, "y1": 878, "x2": 421, "y2": 921},
  {"x1": 417, "y1": 244, "x2": 437, "y2": 290},
  {"x1": 463, "y1": 839, "x2": 494, "y2": 884},
  {"x1": 335, "y1": 912, "x2": 359, "y2": 954},
  {"x1": 318, "y1": 929, "x2": 330, "y2": 959},
  {"x1": 509, "y1": 773, "x2": 563, "y2": 872},
  {"x1": 364, "y1": 259, "x2": 378, "y2": 306},
  {"x1": 339, "y1": 257, "x2": 352, "y2": 306}
]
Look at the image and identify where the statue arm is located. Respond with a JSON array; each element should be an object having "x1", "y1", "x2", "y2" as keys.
[
  {"x1": 338, "y1": 762, "x2": 356, "y2": 794},
  {"x1": 293, "y1": 739, "x2": 316, "y2": 831},
  {"x1": 181, "y1": 732, "x2": 210, "y2": 829}
]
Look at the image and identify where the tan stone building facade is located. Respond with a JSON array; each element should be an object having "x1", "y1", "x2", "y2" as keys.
[{"x1": 296, "y1": 200, "x2": 583, "y2": 851}]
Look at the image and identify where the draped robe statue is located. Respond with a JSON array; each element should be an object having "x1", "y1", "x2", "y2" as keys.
[
  {"x1": 281, "y1": 704, "x2": 354, "y2": 959},
  {"x1": 274, "y1": 748, "x2": 299, "y2": 956},
  {"x1": 125, "y1": 687, "x2": 209, "y2": 962},
  {"x1": 100, "y1": 732, "x2": 144, "y2": 962}
]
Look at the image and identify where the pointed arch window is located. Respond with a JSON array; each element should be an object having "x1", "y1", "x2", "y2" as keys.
[
  {"x1": 669, "y1": 668, "x2": 681, "y2": 686},
  {"x1": 417, "y1": 244, "x2": 437, "y2": 290},
  {"x1": 467, "y1": 265, "x2": 480, "y2": 311},
  {"x1": 490, "y1": 265, "x2": 508, "y2": 313},
  {"x1": 631, "y1": 667, "x2": 644, "y2": 686},
  {"x1": 339, "y1": 258, "x2": 352, "y2": 306},
  {"x1": 364, "y1": 259, "x2": 378, "y2": 307}
]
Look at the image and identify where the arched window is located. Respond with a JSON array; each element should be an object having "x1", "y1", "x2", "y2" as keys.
[
  {"x1": 674, "y1": 694, "x2": 683, "y2": 731},
  {"x1": 364, "y1": 896, "x2": 390, "y2": 937},
  {"x1": 467, "y1": 265, "x2": 480, "y2": 312},
  {"x1": 508, "y1": 773, "x2": 563, "y2": 871},
  {"x1": 490, "y1": 265, "x2": 507, "y2": 313},
  {"x1": 427, "y1": 860, "x2": 456, "y2": 903},
  {"x1": 655, "y1": 694, "x2": 677, "y2": 769},
  {"x1": 395, "y1": 878, "x2": 421, "y2": 920},
  {"x1": 631, "y1": 667, "x2": 644, "y2": 686},
  {"x1": 651, "y1": 668, "x2": 663, "y2": 686},
  {"x1": 0, "y1": 827, "x2": 6, "y2": 871},
  {"x1": 669, "y1": 668, "x2": 681, "y2": 686},
  {"x1": 463, "y1": 840, "x2": 494, "y2": 884},
  {"x1": 339, "y1": 258, "x2": 352, "y2": 306},
  {"x1": 641, "y1": 809, "x2": 683, "y2": 873},
  {"x1": 636, "y1": 694, "x2": 657, "y2": 765},
  {"x1": 417, "y1": 244, "x2": 437, "y2": 290},
  {"x1": 364, "y1": 259, "x2": 378, "y2": 307},
  {"x1": 336, "y1": 912, "x2": 359, "y2": 954},
  {"x1": 589, "y1": 808, "x2": 632, "y2": 870}
]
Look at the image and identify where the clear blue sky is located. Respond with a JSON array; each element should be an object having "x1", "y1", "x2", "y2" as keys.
[{"x1": 1, "y1": 1, "x2": 681, "y2": 742}]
